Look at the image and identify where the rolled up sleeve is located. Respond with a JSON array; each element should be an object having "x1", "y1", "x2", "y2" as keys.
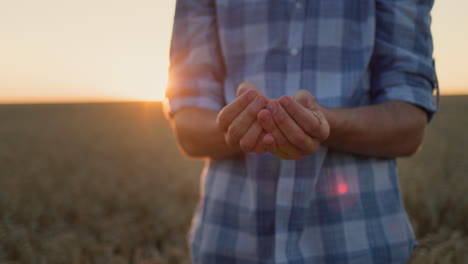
[
  {"x1": 370, "y1": 0, "x2": 438, "y2": 120},
  {"x1": 164, "y1": 0, "x2": 225, "y2": 119}
]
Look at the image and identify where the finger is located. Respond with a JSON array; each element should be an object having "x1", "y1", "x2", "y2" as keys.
[
  {"x1": 262, "y1": 133, "x2": 282, "y2": 156},
  {"x1": 251, "y1": 131, "x2": 267, "y2": 154},
  {"x1": 239, "y1": 121, "x2": 263, "y2": 153},
  {"x1": 262, "y1": 134, "x2": 300, "y2": 160},
  {"x1": 311, "y1": 110, "x2": 330, "y2": 141},
  {"x1": 278, "y1": 95, "x2": 328, "y2": 140},
  {"x1": 258, "y1": 108, "x2": 299, "y2": 157},
  {"x1": 268, "y1": 100, "x2": 320, "y2": 154},
  {"x1": 289, "y1": 91, "x2": 330, "y2": 140},
  {"x1": 225, "y1": 95, "x2": 268, "y2": 147},
  {"x1": 259, "y1": 107, "x2": 304, "y2": 158},
  {"x1": 257, "y1": 109, "x2": 275, "y2": 133},
  {"x1": 217, "y1": 89, "x2": 258, "y2": 131},
  {"x1": 236, "y1": 81, "x2": 259, "y2": 97},
  {"x1": 291, "y1": 89, "x2": 317, "y2": 110}
]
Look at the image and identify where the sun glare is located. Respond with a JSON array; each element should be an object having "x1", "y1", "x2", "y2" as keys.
[
  {"x1": 1, "y1": 1, "x2": 468, "y2": 104},
  {"x1": 0, "y1": 0, "x2": 176, "y2": 104},
  {"x1": 125, "y1": 75, "x2": 168, "y2": 102},
  {"x1": 133, "y1": 87, "x2": 167, "y2": 102}
]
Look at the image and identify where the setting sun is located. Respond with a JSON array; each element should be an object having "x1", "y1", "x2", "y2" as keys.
[
  {"x1": 125, "y1": 74, "x2": 168, "y2": 102},
  {"x1": 0, "y1": 0, "x2": 174, "y2": 103},
  {"x1": 0, "y1": 0, "x2": 468, "y2": 103}
]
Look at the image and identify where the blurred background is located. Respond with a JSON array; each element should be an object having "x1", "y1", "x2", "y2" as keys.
[{"x1": 0, "y1": 0, "x2": 467, "y2": 263}]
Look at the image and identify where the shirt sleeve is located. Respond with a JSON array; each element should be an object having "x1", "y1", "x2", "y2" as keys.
[
  {"x1": 370, "y1": 0, "x2": 439, "y2": 120},
  {"x1": 163, "y1": 0, "x2": 226, "y2": 119}
]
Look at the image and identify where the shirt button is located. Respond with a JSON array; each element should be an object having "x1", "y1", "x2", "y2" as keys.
[
  {"x1": 295, "y1": 2, "x2": 302, "y2": 9},
  {"x1": 290, "y1": 48, "x2": 299, "y2": 56}
]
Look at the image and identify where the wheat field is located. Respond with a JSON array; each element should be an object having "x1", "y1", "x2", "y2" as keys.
[{"x1": 0, "y1": 97, "x2": 466, "y2": 264}]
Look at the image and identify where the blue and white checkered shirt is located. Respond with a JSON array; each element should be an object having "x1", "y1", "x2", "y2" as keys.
[{"x1": 165, "y1": 1, "x2": 438, "y2": 263}]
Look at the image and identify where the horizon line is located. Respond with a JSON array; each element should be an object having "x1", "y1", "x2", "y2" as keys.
[{"x1": 1, "y1": 94, "x2": 468, "y2": 106}]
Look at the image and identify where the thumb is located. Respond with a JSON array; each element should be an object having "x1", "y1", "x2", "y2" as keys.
[
  {"x1": 292, "y1": 89, "x2": 317, "y2": 110},
  {"x1": 237, "y1": 82, "x2": 260, "y2": 97}
]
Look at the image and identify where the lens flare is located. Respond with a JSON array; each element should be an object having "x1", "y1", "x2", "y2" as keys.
[
  {"x1": 337, "y1": 182, "x2": 349, "y2": 195},
  {"x1": 317, "y1": 170, "x2": 359, "y2": 212}
]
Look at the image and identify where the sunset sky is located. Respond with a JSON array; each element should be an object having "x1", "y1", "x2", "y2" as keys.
[{"x1": 1, "y1": 0, "x2": 467, "y2": 103}]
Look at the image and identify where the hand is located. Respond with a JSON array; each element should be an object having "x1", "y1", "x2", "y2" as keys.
[
  {"x1": 257, "y1": 90, "x2": 330, "y2": 159},
  {"x1": 216, "y1": 82, "x2": 268, "y2": 154}
]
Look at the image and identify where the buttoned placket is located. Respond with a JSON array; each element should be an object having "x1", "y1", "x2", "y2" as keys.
[
  {"x1": 274, "y1": 1, "x2": 307, "y2": 262},
  {"x1": 286, "y1": 0, "x2": 305, "y2": 95}
]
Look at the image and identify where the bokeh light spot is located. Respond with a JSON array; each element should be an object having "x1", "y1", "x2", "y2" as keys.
[{"x1": 337, "y1": 182, "x2": 348, "y2": 195}]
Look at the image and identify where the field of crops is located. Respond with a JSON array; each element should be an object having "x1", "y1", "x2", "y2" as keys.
[{"x1": 0, "y1": 97, "x2": 466, "y2": 264}]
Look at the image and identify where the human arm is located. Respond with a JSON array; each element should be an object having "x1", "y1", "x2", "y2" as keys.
[
  {"x1": 170, "y1": 107, "x2": 242, "y2": 159},
  {"x1": 320, "y1": 100, "x2": 427, "y2": 157},
  {"x1": 170, "y1": 83, "x2": 268, "y2": 159},
  {"x1": 259, "y1": 0, "x2": 437, "y2": 159},
  {"x1": 165, "y1": 0, "x2": 239, "y2": 160},
  {"x1": 329, "y1": 0, "x2": 438, "y2": 157},
  {"x1": 165, "y1": 0, "x2": 271, "y2": 159},
  {"x1": 259, "y1": 90, "x2": 428, "y2": 159}
]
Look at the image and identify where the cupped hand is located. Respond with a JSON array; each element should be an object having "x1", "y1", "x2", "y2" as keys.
[
  {"x1": 217, "y1": 85, "x2": 329, "y2": 159},
  {"x1": 216, "y1": 82, "x2": 268, "y2": 154},
  {"x1": 257, "y1": 90, "x2": 330, "y2": 160}
]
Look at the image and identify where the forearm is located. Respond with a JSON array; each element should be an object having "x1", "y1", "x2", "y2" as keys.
[
  {"x1": 320, "y1": 100, "x2": 428, "y2": 158},
  {"x1": 171, "y1": 107, "x2": 242, "y2": 160}
]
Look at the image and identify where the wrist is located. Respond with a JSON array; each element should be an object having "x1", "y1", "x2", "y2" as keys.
[{"x1": 317, "y1": 105, "x2": 344, "y2": 146}]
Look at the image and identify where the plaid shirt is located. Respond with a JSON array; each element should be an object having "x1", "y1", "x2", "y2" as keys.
[{"x1": 165, "y1": 1, "x2": 438, "y2": 263}]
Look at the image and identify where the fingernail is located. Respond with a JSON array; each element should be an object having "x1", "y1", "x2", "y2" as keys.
[
  {"x1": 280, "y1": 96, "x2": 290, "y2": 107},
  {"x1": 247, "y1": 90, "x2": 257, "y2": 101}
]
